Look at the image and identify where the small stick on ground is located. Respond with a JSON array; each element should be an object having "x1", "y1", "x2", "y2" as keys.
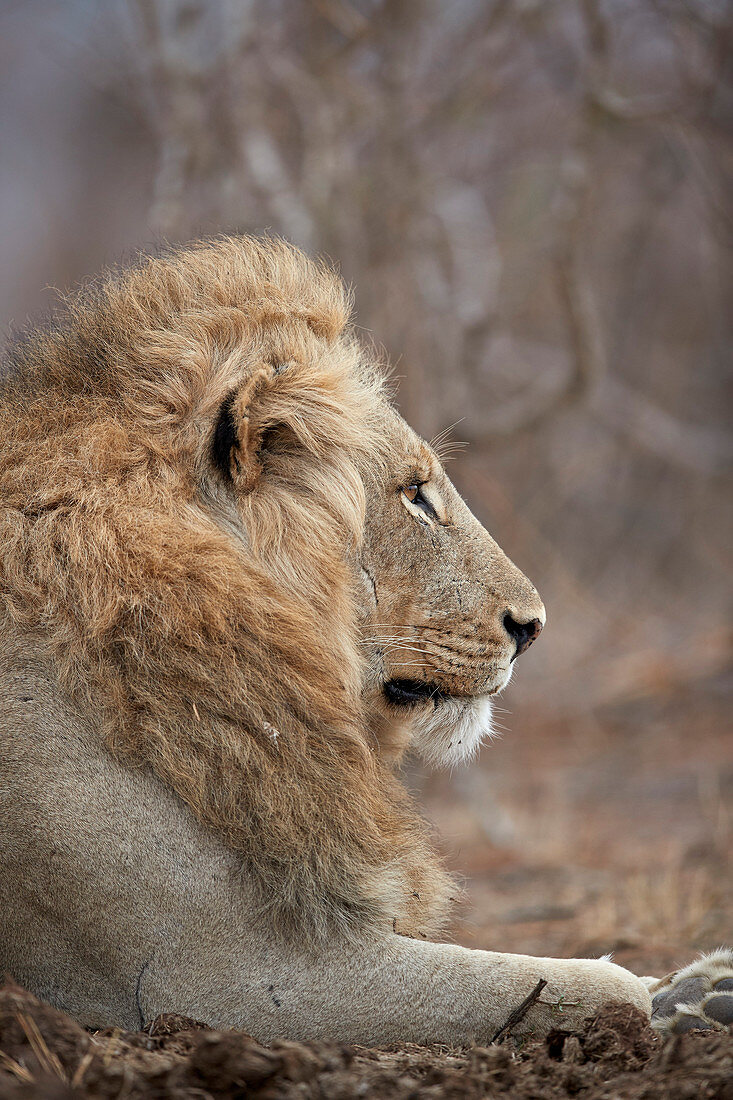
[{"x1": 490, "y1": 978, "x2": 548, "y2": 1044}]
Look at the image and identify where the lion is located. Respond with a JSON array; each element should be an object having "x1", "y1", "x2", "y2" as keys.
[{"x1": 0, "y1": 237, "x2": 730, "y2": 1044}]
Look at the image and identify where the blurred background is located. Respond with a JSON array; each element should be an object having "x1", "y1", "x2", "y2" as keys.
[{"x1": 1, "y1": 0, "x2": 731, "y2": 971}]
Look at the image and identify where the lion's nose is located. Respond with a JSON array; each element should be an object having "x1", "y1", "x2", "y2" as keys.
[{"x1": 503, "y1": 613, "x2": 543, "y2": 660}]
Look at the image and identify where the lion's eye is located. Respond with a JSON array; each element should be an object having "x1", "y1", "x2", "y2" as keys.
[{"x1": 402, "y1": 483, "x2": 433, "y2": 514}]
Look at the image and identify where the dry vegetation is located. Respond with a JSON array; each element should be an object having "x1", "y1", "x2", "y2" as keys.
[{"x1": 2, "y1": 982, "x2": 733, "y2": 1099}]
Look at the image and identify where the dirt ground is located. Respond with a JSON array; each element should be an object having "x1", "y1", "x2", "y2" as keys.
[
  {"x1": 1, "y1": 676, "x2": 731, "y2": 1098},
  {"x1": 1, "y1": 980, "x2": 732, "y2": 1100}
]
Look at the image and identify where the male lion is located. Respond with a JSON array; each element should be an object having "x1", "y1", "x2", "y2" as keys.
[{"x1": 0, "y1": 238, "x2": 730, "y2": 1043}]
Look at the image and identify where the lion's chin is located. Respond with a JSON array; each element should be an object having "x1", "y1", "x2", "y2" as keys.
[{"x1": 409, "y1": 693, "x2": 496, "y2": 769}]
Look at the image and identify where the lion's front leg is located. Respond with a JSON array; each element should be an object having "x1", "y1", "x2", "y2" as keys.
[
  {"x1": 153, "y1": 933, "x2": 652, "y2": 1046},
  {"x1": 641, "y1": 949, "x2": 733, "y2": 1036}
]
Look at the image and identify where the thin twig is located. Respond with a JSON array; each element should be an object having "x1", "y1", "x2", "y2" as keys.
[
  {"x1": 0, "y1": 1050, "x2": 35, "y2": 1083},
  {"x1": 16, "y1": 1012, "x2": 67, "y2": 1081},
  {"x1": 71, "y1": 1049, "x2": 96, "y2": 1089},
  {"x1": 490, "y1": 978, "x2": 548, "y2": 1044}
]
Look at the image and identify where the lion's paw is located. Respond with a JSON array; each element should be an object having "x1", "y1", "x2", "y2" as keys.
[{"x1": 643, "y1": 949, "x2": 733, "y2": 1036}]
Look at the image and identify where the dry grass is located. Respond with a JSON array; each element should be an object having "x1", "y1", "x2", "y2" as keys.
[
  {"x1": 0, "y1": 1011, "x2": 68, "y2": 1088},
  {"x1": 581, "y1": 863, "x2": 723, "y2": 951}
]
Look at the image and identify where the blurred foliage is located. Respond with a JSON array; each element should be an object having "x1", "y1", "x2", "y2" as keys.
[{"x1": 1, "y1": 0, "x2": 731, "y2": 712}]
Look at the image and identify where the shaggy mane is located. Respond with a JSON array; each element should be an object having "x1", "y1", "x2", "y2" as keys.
[{"x1": 0, "y1": 237, "x2": 453, "y2": 942}]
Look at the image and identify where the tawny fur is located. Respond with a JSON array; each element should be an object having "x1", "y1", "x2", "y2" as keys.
[
  {"x1": 9, "y1": 236, "x2": 724, "y2": 1044},
  {"x1": 0, "y1": 237, "x2": 452, "y2": 942}
]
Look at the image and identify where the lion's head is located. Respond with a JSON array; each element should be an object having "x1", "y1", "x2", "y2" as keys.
[
  {"x1": 356, "y1": 406, "x2": 544, "y2": 769},
  {"x1": 0, "y1": 235, "x2": 543, "y2": 939},
  {"x1": 183, "y1": 250, "x2": 545, "y2": 773}
]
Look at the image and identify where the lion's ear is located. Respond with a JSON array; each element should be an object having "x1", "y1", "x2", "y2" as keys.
[{"x1": 211, "y1": 369, "x2": 278, "y2": 492}]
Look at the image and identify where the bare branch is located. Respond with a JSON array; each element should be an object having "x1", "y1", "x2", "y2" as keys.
[{"x1": 596, "y1": 377, "x2": 733, "y2": 476}]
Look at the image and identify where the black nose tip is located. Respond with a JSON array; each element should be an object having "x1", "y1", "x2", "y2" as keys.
[{"x1": 503, "y1": 613, "x2": 543, "y2": 659}]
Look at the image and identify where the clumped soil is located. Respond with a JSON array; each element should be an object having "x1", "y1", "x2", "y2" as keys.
[{"x1": 1, "y1": 980, "x2": 731, "y2": 1100}]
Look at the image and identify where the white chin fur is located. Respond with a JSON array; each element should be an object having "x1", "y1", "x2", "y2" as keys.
[{"x1": 411, "y1": 694, "x2": 495, "y2": 768}]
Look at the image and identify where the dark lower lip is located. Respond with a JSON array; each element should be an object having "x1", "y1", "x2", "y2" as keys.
[{"x1": 383, "y1": 679, "x2": 448, "y2": 707}]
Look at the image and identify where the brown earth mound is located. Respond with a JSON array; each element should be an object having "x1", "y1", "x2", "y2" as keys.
[{"x1": 1, "y1": 979, "x2": 731, "y2": 1099}]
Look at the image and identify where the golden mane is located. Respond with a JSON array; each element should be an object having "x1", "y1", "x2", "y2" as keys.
[{"x1": 0, "y1": 237, "x2": 452, "y2": 942}]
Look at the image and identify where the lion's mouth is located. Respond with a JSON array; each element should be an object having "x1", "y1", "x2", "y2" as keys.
[
  {"x1": 383, "y1": 679, "x2": 449, "y2": 707},
  {"x1": 383, "y1": 667, "x2": 512, "y2": 709}
]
